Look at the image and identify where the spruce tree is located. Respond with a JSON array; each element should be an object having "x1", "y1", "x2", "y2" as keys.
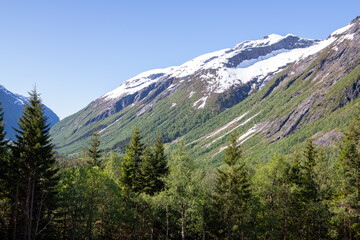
[
  {"x1": 334, "y1": 108, "x2": 360, "y2": 238},
  {"x1": 141, "y1": 135, "x2": 168, "y2": 195},
  {"x1": 87, "y1": 129, "x2": 103, "y2": 168},
  {"x1": 0, "y1": 102, "x2": 9, "y2": 237},
  {"x1": 212, "y1": 131, "x2": 251, "y2": 239},
  {"x1": 11, "y1": 89, "x2": 58, "y2": 239},
  {"x1": 120, "y1": 126, "x2": 145, "y2": 193},
  {"x1": 302, "y1": 138, "x2": 317, "y2": 201},
  {"x1": 288, "y1": 139, "x2": 330, "y2": 239},
  {"x1": 0, "y1": 102, "x2": 8, "y2": 183},
  {"x1": 0, "y1": 102, "x2": 8, "y2": 156},
  {"x1": 140, "y1": 145, "x2": 156, "y2": 195}
]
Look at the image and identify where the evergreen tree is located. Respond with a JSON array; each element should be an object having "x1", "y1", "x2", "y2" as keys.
[
  {"x1": 288, "y1": 140, "x2": 330, "y2": 239},
  {"x1": 0, "y1": 102, "x2": 8, "y2": 183},
  {"x1": 0, "y1": 102, "x2": 8, "y2": 157},
  {"x1": 11, "y1": 89, "x2": 58, "y2": 239},
  {"x1": 211, "y1": 131, "x2": 251, "y2": 240},
  {"x1": 141, "y1": 135, "x2": 168, "y2": 195},
  {"x1": 87, "y1": 129, "x2": 103, "y2": 168},
  {"x1": 140, "y1": 145, "x2": 156, "y2": 195},
  {"x1": 0, "y1": 102, "x2": 9, "y2": 237},
  {"x1": 152, "y1": 135, "x2": 168, "y2": 192},
  {"x1": 302, "y1": 139, "x2": 318, "y2": 202},
  {"x1": 120, "y1": 126, "x2": 145, "y2": 193},
  {"x1": 333, "y1": 108, "x2": 360, "y2": 238},
  {"x1": 253, "y1": 153, "x2": 291, "y2": 239}
]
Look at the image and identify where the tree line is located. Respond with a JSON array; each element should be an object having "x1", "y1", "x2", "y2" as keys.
[{"x1": 1, "y1": 90, "x2": 360, "y2": 239}]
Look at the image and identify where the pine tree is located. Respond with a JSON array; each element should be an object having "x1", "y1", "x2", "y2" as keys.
[
  {"x1": 140, "y1": 145, "x2": 156, "y2": 195},
  {"x1": 211, "y1": 131, "x2": 251, "y2": 240},
  {"x1": 120, "y1": 126, "x2": 145, "y2": 193},
  {"x1": 334, "y1": 107, "x2": 360, "y2": 238},
  {"x1": 11, "y1": 89, "x2": 58, "y2": 239},
  {"x1": 302, "y1": 138, "x2": 317, "y2": 201},
  {"x1": 87, "y1": 129, "x2": 103, "y2": 168},
  {"x1": 0, "y1": 102, "x2": 9, "y2": 183},
  {"x1": 153, "y1": 135, "x2": 168, "y2": 192},
  {"x1": 0, "y1": 102, "x2": 9, "y2": 237},
  {"x1": 141, "y1": 135, "x2": 168, "y2": 195},
  {"x1": 288, "y1": 139, "x2": 330, "y2": 239},
  {"x1": 0, "y1": 102, "x2": 8, "y2": 156},
  {"x1": 253, "y1": 153, "x2": 292, "y2": 239}
]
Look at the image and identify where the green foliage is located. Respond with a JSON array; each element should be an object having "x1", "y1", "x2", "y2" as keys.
[
  {"x1": 56, "y1": 166, "x2": 124, "y2": 239},
  {"x1": 120, "y1": 126, "x2": 145, "y2": 193},
  {"x1": 86, "y1": 129, "x2": 103, "y2": 168},
  {"x1": 3, "y1": 89, "x2": 59, "y2": 239},
  {"x1": 163, "y1": 143, "x2": 197, "y2": 239},
  {"x1": 0, "y1": 102, "x2": 9, "y2": 237},
  {"x1": 211, "y1": 132, "x2": 251, "y2": 239},
  {"x1": 0, "y1": 102, "x2": 8, "y2": 155},
  {"x1": 332, "y1": 105, "x2": 360, "y2": 238},
  {"x1": 141, "y1": 135, "x2": 168, "y2": 195}
]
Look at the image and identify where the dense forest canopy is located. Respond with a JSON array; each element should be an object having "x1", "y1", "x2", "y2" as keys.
[{"x1": 1, "y1": 90, "x2": 360, "y2": 239}]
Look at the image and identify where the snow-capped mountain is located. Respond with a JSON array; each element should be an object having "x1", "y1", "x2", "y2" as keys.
[
  {"x1": 92, "y1": 33, "x2": 330, "y2": 120},
  {"x1": 103, "y1": 34, "x2": 324, "y2": 102},
  {"x1": 0, "y1": 85, "x2": 59, "y2": 140},
  {"x1": 51, "y1": 16, "x2": 360, "y2": 156}
]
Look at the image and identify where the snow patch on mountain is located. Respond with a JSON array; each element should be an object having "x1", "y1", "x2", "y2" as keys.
[
  {"x1": 188, "y1": 91, "x2": 195, "y2": 98},
  {"x1": 235, "y1": 34, "x2": 290, "y2": 49},
  {"x1": 193, "y1": 96, "x2": 208, "y2": 109},
  {"x1": 103, "y1": 24, "x2": 351, "y2": 102},
  {"x1": 211, "y1": 39, "x2": 336, "y2": 93},
  {"x1": 103, "y1": 67, "x2": 174, "y2": 100},
  {"x1": 330, "y1": 23, "x2": 353, "y2": 37},
  {"x1": 205, "y1": 112, "x2": 260, "y2": 148}
]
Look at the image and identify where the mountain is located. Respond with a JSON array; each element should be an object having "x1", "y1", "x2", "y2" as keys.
[
  {"x1": 51, "y1": 17, "x2": 360, "y2": 162},
  {"x1": 0, "y1": 85, "x2": 60, "y2": 140}
]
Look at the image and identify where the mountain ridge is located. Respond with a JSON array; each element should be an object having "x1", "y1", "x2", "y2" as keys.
[{"x1": 51, "y1": 17, "x2": 360, "y2": 160}]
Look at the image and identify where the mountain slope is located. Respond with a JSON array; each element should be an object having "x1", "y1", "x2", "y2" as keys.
[
  {"x1": 181, "y1": 17, "x2": 360, "y2": 164},
  {"x1": 51, "y1": 17, "x2": 360, "y2": 159},
  {"x1": 0, "y1": 85, "x2": 60, "y2": 140}
]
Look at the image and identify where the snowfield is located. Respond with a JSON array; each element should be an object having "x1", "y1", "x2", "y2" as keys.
[{"x1": 103, "y1": 24, "x2": 351, "y2": 101}]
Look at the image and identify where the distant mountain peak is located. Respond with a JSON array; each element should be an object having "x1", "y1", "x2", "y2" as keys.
[
  {"x1": 0, "y1": 85, "x2": 59, "y2": 140},
  {"x1": 51, "y1": 17, "x2": 360, "y2": 156},
  {"x1": 101, "y1": 33, "x2": 325, "y2": 104}
]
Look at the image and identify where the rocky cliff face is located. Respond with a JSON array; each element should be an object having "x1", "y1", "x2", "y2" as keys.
[{"x1": 259, "y1": 17, "x2": 360, "y2": 142}]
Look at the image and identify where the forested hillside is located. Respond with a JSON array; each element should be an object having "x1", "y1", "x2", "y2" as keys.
[{"x1": 1, "y1": 89, "x2": 360, "y2": 239}]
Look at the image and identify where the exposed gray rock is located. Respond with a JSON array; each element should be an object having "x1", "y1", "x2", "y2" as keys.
[{"x1": 313, "y1": 130, "x2": 344, "y2": 146}]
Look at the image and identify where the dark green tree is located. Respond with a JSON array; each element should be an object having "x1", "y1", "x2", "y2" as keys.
[
  {"x1": 0, "y1": 102, "x2": 9, "y2": 182},
  {"x1": 152, "y1": 135, "x2": 168, "y2": 192},
  {"x1": 140, "y1": 145, "x2": 156, "y2": 195},
  {"x1": 11, "y1": 89, "x2": 58, "y2": 239},
  {"x1": 141, "y1": 135, "x2": 168, "y2": 195},
  {"x1": 87, "y1": 129, "x2": 103, "y2": 168},
  {"x1": 120, "y1": 126, "x2": 145, "y2": 193},
  {"x1": 0, "y1": 102, "x2": 9, "y2": 238},
  {"x1": 333, "y1": 108, "x2": 360, "y2": 238},
  {"x1": 253, "y1": 153, "x2": 292, "y2": 239},
  {"x1": 288, "y1": 139, "x2": 330, "y2": 239},
  {"x1": 211, "y1": 131, "x2": 251, "y2": 240},
  {"x1": 0, "y1": 102, "x2": 8, "y2": 157}
]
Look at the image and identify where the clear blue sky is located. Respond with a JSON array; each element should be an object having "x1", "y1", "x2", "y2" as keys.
[{"x1": 0, "y1": 1, "x2": 359, "y2": 119}]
